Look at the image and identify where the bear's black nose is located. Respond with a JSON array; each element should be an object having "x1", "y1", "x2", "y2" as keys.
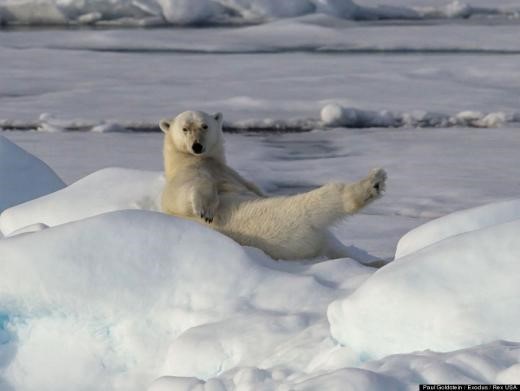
[{"x1": 192, "y1": 142, "x2": 204, "y2": 154}]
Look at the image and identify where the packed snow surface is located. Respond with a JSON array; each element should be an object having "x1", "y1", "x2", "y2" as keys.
[{"x1": 1, "y1": 131, "x2": 520, "y2": 390}]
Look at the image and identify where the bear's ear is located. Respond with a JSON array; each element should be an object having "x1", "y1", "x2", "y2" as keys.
[
  {"x1": 213, "y1": 112, "x2": 223, "y2": 126},
  {"x1": 159, "y1": 119, "x2": 172, "y2": 133}
]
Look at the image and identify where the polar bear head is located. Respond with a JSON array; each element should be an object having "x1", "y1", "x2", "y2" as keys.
[{"x1": 160, "y1": 111, "x2": 223, "y2": 157}]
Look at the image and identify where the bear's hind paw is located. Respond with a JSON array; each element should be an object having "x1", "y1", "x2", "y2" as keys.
[{"x1": 364, "y1": 168, "x2": 387, "y2": 202}]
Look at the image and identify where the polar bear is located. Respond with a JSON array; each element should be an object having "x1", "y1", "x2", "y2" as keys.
[{"x1": 160, "y1": 110, "x2": 386, "y2": 261}]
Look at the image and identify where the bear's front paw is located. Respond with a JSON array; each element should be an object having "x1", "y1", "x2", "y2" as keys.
[
  {"x1": 192, "y1": 198, "x2": 218, "y2": 224},
  {"x1": 364, "y1": 168, "x2": 387, "y2": 201},
  {"x1": 200, "y1": 209, "x2": 214, "y2": 223}
]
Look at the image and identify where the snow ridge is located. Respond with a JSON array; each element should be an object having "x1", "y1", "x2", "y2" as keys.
[
  {"x1": 0, "y1": 0, "x2": 519, "y2": 27},
  {"x1": 1, "y1": 105, "x2": 518, "y2": 133},
  {"x1": 319, "y1": 103, "x2": 520, "y2": 129}
]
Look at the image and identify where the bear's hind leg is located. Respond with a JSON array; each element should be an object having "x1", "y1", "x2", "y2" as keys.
[
  {"x1": 214, "y1": 169, "x2": 386, "y2": 260},
  {"x1": 284, "y1": 168, "x2": 387, "y2": 231}
]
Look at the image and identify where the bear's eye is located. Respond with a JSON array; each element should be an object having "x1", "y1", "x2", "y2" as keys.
[
  {"x1": 201, "y1": 124, "x2": 208, "y2": 130},
  {"x1": 182, "y1": 127, "x2": 188, "y2": 133}
]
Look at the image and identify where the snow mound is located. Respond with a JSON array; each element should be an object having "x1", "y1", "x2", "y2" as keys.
[
  {"x1": 328, "y1": 206, "x2": 520, "y2": 359},
  {"x1": 360, "y1": 340, "x2": 520, "y2": 387},
  {"x1": 0, "y1": 209, "x2": 338, "y2": 390},
  {"x1": 0, "y1": 0, "x2": 517, "y2": 27},
  {"x1": 164, "y1": 313, "x2": 311, "y2": 379},
  {"x1": 0, "y1": 135, "x2": 64, "y2": 213},
  {"x1": 396, "y1": 198, "x2": 520, "y2": 259},
  {"x1": 0, "y1": 167, "x2": 164, "y2": 236},
  {"x1": 0, "y1": 209, "x2": 270, "y2": 323},
  {"x1": 320, "y1": 103, "x2": 520, "y2": 129},
  {"x1": 150, "y1": 340, "x2": 520, "y2": 390}
]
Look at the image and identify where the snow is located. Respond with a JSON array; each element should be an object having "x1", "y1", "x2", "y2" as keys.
[
  {"x1": 396, "y1": 199, "x2": 520, "y2": 259},
  {"x1": 1, "y1": 6, "x2": 520, "y2": 389},
  {"x1": 1, "y1": 210, "x2": 245, "y2": 389},
  {"x1": 0, "y1": 208, "x2": 355, "y2": 390},
  {"x1": 149, "y1": 340, "x2": 520, "y2": 389},
  {"x1": 5, "y1": 222, "x2": 49, "y2": 237},
  {"x1": 0, "y1": 135, "x2": 64, "y2": 213},
  {"x1": 329, "y1": 216, "x2": 520, "y2": 359},
  {"x1": 1, "y1": 128, "x2": 520, "y2": 390},
  {"x1": 0, "y1": 167, "x2": 164, "y2": 236},
  {"x1": 148, "y1": 376, "x2": 207, "y2": 391},
  {"x1": 320, "y1": 103, "x2": 520, "y2": 128}
]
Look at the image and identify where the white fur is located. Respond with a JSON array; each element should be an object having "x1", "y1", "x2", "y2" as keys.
[{"x1": 161, "y1": 111, "x2": 387, "y2": 260}]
